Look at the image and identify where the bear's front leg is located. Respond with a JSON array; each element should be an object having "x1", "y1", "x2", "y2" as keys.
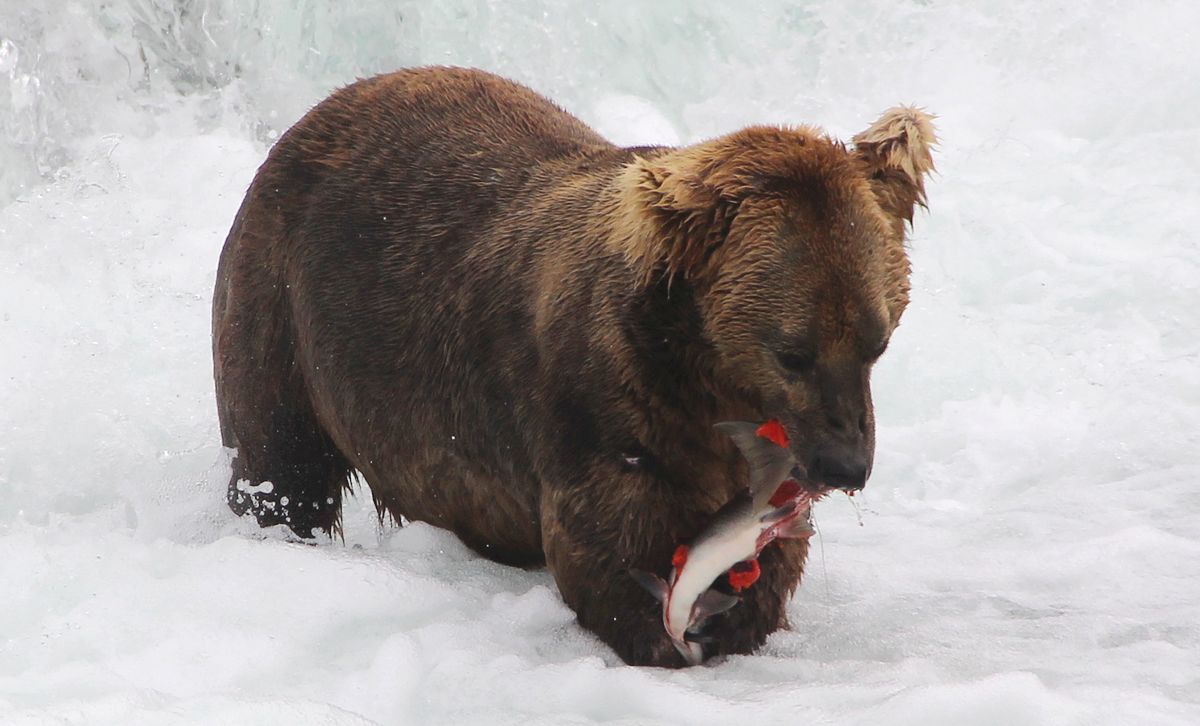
[
  {"x1": 540, "y1": 478, "x2": 688, "y2": 666},
  {"x1": 539, "y1": 470, "x2": 809, "y2": 667}
]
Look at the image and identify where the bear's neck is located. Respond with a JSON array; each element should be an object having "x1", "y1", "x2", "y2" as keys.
[
  {"x1": 602, "y1": 275, "x2": 757, "y2": 503},
  {"x1": 621, "y1": 276, "x2": 756, "y2": 432}
]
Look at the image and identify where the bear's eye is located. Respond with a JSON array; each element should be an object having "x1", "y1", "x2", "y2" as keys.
[
  {"x1": 776, "y1": 349, "x2": 816, "y2": 373},
  {"x1": 866, "y1": 338, "x2": 890, "y2": 362}
]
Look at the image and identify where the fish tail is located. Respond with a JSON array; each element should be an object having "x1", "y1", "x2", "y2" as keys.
[{"x1": 715, "y1": 420, "x2": 797, "y2": 501}]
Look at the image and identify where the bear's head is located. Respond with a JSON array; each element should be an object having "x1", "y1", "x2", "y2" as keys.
[{"x1": 612, "y1": 108, "x2": 936, "y2": 491}]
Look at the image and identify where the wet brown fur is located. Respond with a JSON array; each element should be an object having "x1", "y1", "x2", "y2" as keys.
[{"x1": 212, "y1": 67, "x2": 936, "y2": 667}]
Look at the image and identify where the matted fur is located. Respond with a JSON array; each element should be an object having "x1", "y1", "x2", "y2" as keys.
[{"x1": 213, "y1": 67, "x2": 936, "y2": 667}]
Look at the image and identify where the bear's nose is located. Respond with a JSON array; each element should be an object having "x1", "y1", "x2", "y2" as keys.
[{"x1": 811, "y1": 447, "x2": 868, "y2": 491}]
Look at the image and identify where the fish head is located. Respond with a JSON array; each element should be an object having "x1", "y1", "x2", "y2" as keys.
[{"x1": 672, "y1": 638, "x2": 705, "y2": 666}]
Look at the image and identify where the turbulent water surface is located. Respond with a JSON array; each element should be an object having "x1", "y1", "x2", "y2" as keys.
[{"x1": 2, "y1": 1, "x2": 1199, "y2": 724}]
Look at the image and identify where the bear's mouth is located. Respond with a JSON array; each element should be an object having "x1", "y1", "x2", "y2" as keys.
[
  {"x1": 790, "y1": 466, "x2": 836, "y2": 500},
  {"x1": 799, "y1": 483, "x2": 833, "y2": 510},
  {"x1": 778, "y1": 473, "x2": 834, "y2": 515}
]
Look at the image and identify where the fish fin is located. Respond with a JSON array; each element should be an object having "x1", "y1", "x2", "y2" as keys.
[
  {"x1": 692, "y1": 588, "x2": 741, "y2": 622},
  {"x1": 776, "y1": 515, "x2": 815, "y2": 540},
  {"x1": 760, "y1": 501, "x2": 798, "y2": 524},
  {"x1": 629, "y1": 569, "x2": 669, "y2": 602},
  {"x1": 715, "y1": 421, "x2": 796, "y2": 504}
]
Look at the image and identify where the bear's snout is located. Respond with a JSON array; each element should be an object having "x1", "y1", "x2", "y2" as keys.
[{"x1": 810, "y1": 443, "x2": 869, "y2": 491}]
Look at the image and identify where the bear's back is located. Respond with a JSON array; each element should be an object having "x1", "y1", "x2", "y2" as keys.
[{"x1": 267, "y1": 67, "x2": 612, "y2": 195}]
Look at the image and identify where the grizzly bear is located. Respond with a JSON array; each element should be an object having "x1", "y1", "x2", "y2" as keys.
[{"x1": 212, "y1": 66, "x2": 935, "y2": 667}]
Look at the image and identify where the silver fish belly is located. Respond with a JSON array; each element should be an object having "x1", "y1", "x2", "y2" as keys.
[{"x1": 631, "y1": 420, "x2": 817, "y2": 665}]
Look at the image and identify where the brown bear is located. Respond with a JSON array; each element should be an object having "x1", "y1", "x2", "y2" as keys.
[{"x1": 212, "y1": 66, "x2": 935, "y2": 667}]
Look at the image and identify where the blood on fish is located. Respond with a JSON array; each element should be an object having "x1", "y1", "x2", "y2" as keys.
[
  {"x1": 727, "y1": 559, "x2": 761, "y2": 591},
  {"x1": 672, "y1": 544, "x2": 690, "y2": 569},
  {"x1": 768, "y1": 479, "x2": 802, "y2": 507},
  {"x1": 755, "y1": 419, "x2": 789, "y2": 448}
]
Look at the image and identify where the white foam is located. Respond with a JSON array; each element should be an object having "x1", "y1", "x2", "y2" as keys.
[{"x1": 2, "y1": 2, "x2": 1198, "y2": 724}]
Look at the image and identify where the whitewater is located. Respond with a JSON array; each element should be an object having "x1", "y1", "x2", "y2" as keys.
[{"x1": 2, "y1": 1, "x2": 1198, "y2": 724}]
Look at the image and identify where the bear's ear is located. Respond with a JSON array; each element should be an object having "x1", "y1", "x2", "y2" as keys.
[
  {"x1": 852, "y1": 106, "x2": 937, "y2": 227},
  {"x1": 613, "y1": 144, "x2": 750, "y2": 286}
]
